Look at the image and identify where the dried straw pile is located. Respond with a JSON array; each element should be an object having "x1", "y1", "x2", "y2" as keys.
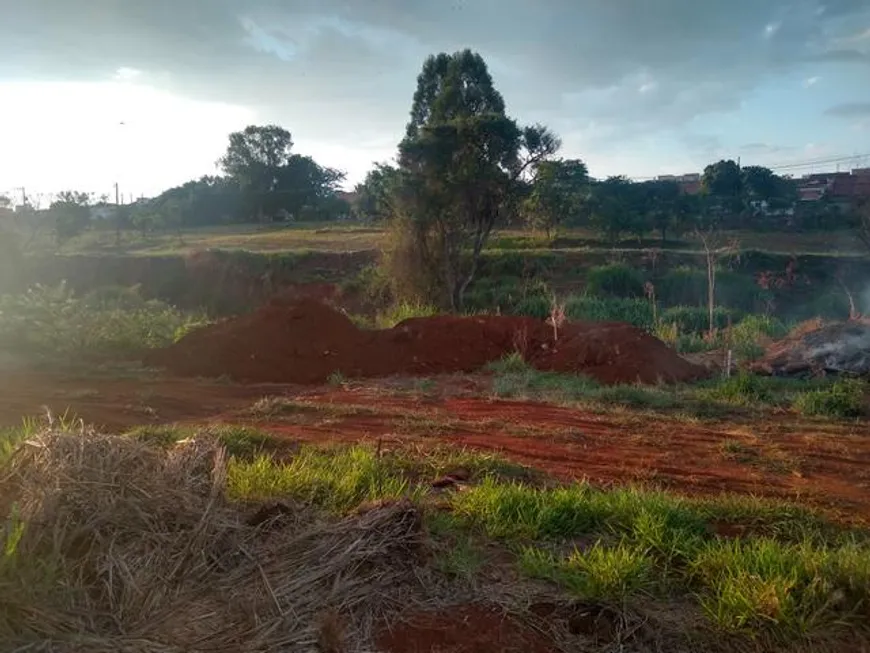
[{"x1": 0, "y1": 431, "x2": 423, "y2": 652}]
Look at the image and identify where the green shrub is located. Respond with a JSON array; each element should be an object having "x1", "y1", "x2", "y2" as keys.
[
  {"x1": 565, "y1": 295, "x2": 654, "y2": 328},
  {"x1": 656, "y1": 267, "x2": 707, "y2": 306},
  {"x1": 702, "y1": 373, "x2": 773, "y2": 406},
  {"x1": 793, "y1": 379, "x2": 865, "y2": 419},
  {"x1": 660, "y1": 306, "x2": 740, "y2": 334},
  {"x1": 0, "y1": 282, "x2": 206, "y2": 360},
  {"x1": 586, "y1": 264, "x2": 645, "y2": 298}
]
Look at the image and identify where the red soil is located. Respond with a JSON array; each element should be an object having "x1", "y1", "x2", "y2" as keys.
[
  {"x1": 1, "y1": 372, "x2": 867, "y2": 522},
  {"x1": 146, "y1": 298, "x2": 706, "y2": 385},
  {"x1": 376, "y1": 605, "x2": 555, "y2": 653}
]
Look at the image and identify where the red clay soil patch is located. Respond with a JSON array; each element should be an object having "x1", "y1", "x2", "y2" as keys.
[
  {"x1": 376, "y1": 605, "x2": 556, "y2": 653},
  {"x1": 146, "y1": 298, "x2": 706, "y2": 386},
  {"x1": 247, "y1": 388, "x2": 870, "y2": 523}
]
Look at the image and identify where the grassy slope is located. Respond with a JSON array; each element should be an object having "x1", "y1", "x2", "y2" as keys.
[{"x1": 43, "y1": 224, "x2": 866, "y2": 257}]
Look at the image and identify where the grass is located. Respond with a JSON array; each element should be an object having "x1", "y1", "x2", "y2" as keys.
[
  {"x1": 126, "y1": 423, "x2": 272, "y2": 457},
  {"x1": 0, "y1": 282, "x2": 205, "y2": 362},
  {"x1": 793, "y1": 379, "x2": 866, "y2": 419},
  {"x1": 224, "y1": 442, "x2": 870, "y2": 641},
  {"x1": 3, "y1": 425, "x2": 868, "y2": 646},
  {"x1": 226, "y1": 446, "x2": 419, "y2": 511},
  {"x1": 486, "y1": 354, "x2": 862, "y2": 421}
]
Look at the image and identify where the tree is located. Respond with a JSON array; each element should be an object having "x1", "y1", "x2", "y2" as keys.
[
  {"x1": 354, "y1": 163, "x2": 400, "y2": 222},
  {"x1": 588, "y1": 176, "x2": 646, "y2": 242},
  {"x1": 522, "y1": 158, "x2": 589, "y2": 239},
  {"x1": 695, "y1": 225, "x2": 739, "y2": 334},
  {"x1": 857, "y1": 198, "x2": 870, "y2": 253},
  {"x1": 276, "y1": 155, "x2": 346, "y2": 220},
  {"x1": 702, "y1": 159, "x2": 744, "y2": 214},
  {"x1": 49, "y1": 190, "x2": 92, "y2": 245},
  {"x1": 218, "y1": 125, "x2": 294, "y2": 221},
  {"x1": 640, "y1": 180, "x2": 698, "y2": 243},
  {"x1": 390, "y1": 49, "x2": 560, "y2": 310}
]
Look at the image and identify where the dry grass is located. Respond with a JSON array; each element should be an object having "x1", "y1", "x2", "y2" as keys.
[{"x1": 0, "y1": 429, "x2": 424, "y2": 652}]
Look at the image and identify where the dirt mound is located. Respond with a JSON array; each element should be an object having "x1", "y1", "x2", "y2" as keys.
[
  {"x1": 147, "y1": 299, "x2": 707, "y2": 385},
  {"x1": 754, "y1": 319, "x2": 870, "y2": 377},
  {"x1": 533, "y1": 321, "x2": 709, "y2": 384}
]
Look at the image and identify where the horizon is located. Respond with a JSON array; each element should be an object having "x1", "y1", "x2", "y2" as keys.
[{"x1": 2, "y1": 1, "x2": 870, "y2": 199}]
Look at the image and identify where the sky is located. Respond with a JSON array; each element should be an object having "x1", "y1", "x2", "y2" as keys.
[{"x1": 1, "y1": 0, "x2": 870, "y2": 202}]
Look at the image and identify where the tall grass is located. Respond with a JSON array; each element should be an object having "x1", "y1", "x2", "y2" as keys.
[{"x1": 0, "y1": 282, "x2": 206, "y2": 360}]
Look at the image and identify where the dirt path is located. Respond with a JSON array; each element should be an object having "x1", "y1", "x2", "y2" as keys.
[{"x1": 1, "y1": 371, "x2": 867, "y2": 522}]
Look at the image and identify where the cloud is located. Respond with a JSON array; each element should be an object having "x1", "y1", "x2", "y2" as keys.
[
  {"x1": 803, "y1": 75, "x2": 821, "y2": 87},
  {"x1": 825, "y1": 102, "x2": 870, "y2": 117},
  {"x1": 2, "y1": 0, "x2": 870, "y2": 168}
]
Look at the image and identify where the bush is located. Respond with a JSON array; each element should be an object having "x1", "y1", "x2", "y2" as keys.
[
  {"x1": 0, "y1": 282, "x2": 205, "y2": 360},
  {"x1": 564, "y1": 295, "x2": 654, "y2": 329},
  {"x1": 585, "y1": 264, "x2": 645, "y2": 298},
  {"x1": 660, "y1": 306, "x2": 740, "y2": 334},
  {"x1": 702, "y1": 373, "x2": 773, "y2": 406},
  {"x1": 656, "y1": 267, "x2": 707, "y2": 306},
  {"x1": 793, "y1": 379, "x2": 865, "y2": 419},
  {"x1": 656, "y1": 267, "x2": 766, "y2": 312}
]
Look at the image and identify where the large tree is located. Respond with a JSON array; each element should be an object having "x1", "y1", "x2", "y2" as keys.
[
  {"x1": 392, "y1": 50, "x2": 559, "y2": 310},
  {"x1": 49, "y1": 190, "x2": 92, "y2": 245},
  {"x1": 588, "y1": 176, "x2": 648, "y2": 242},
  {"x1": 639, "y1": 179, "x2": 699, "y2": 243},
  {"x1": 218, "y1": 125, "x2": 294, "y2": 221},
  {"x1": 522, "y1": 158, "x2": 589, "y2": 239},
  {"x1": 702, "y1": 159, "x2": 744, "y2": 214}
]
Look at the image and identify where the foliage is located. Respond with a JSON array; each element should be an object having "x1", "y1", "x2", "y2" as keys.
[
  {"x1": 793, "y1": 379, "x2": 866, "y2": 419},
  {"x1": 375, "y1": 302, "x2": 439, "y2": 328},
  {"x1": 564, "y1": 295, "x2": 655, "y2": 328},
  {"x1": 522, "y1": 158, "x2": 589, "y2": 239},
  {"x1": 386, "y1": 49, "x2": 560, "y2": 311},
  {"x1": 588, "y1": 176, "x2": 647, "y2": 242},
  {"x1": 353, "y1": 163, "x2": 400, "y2": 223},
  {"x1": 49, "y1": 191, "x2": 92, "y2": 245},
  {"x1": 217, "y1": 124, "x2": 345, "y2": 223},
  {"x1": 585, "y1": 263, "x2": 645, "y2": 298},
  {"x1": 660, "y1": 305, "x2": 739, "y2": 333},
  {"x1": 0, "y1": 282, "x2": 205, "y2": 360},
  {"x1": 640, "y1": 179, "x2": 700, "y2": 242},
  {"x1": 702, "y1": 160, "x2": 744, "y2": 212}
]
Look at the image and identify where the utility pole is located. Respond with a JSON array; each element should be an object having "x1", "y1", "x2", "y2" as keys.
[{"x1": 114, "y1": 182, "x2": 120, "y2": 205}]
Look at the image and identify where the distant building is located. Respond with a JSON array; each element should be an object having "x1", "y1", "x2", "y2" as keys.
[
  {"x1": 655, "y1": 173, "x2": 701, "y2": 195},
  {"x1": 796, "y1": 169, "x2": 870, "y2": 209}
]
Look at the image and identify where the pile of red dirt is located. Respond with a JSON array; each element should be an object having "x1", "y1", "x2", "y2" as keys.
[{"x1": 146, "y1": 298, "x2": 707, "y2": 385}]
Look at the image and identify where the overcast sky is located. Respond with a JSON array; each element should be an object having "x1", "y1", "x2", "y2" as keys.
[{"x1": 1, "y1": 0, "x2": 870, "y2": 200}]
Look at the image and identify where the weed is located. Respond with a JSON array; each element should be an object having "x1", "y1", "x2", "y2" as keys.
[
  {"x1": 434, "y1": 536, "x2": 485, "y2": 581},
  {"x1": 702, "y1": 372, "x2": 772, "y2": 406},
  {"x1": 0, "y1": 282, "x2": 205, "y2": 361},
  {"x1": 520, "y1": 541, "x2": 656, "y2": 600},
  {"x1": 485, "y1": 352, "x2": 531, "y2": 374},
  {"x1": 226, "y1": 446, "x2": 419, "y2": 512},
  {"x1": 327, "y1": 370, "x2": 347, "y2": 387},
  {"x1": 376, "y1": 302, "x2": 438, "y2": 328},
  {"x1": 793, "y1": 379, "x2": 866, "y2": 419},
  {"x1": 586, "y1": 264, "x2": 646, "y2": 299}
]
